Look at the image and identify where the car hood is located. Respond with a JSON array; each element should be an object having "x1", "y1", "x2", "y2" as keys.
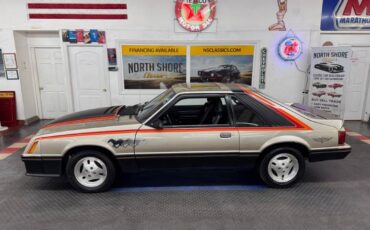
[{"x1": 39, "y1": 105, "x2": 140, "y2": 135}]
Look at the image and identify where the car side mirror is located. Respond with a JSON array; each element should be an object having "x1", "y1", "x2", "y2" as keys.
[{"x1": 151, "y1": 119, "x2": 163, "y2": 129}]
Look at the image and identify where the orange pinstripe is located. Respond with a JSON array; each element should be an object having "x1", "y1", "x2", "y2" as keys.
[{"x1": 44, "y1": 115, "x2": 117, "y2": 129}]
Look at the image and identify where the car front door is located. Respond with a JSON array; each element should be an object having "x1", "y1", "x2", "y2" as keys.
[{"x1": 134, "y1": 94, "x2": 240, "y2": 169}]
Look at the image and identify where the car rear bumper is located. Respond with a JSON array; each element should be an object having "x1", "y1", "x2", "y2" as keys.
[
  {"x1": 21, "y1": 155, "x2": 62, "y2": 177},
  {"x1": 309, "y1": 145, "x2": 351, "y2": 162}
]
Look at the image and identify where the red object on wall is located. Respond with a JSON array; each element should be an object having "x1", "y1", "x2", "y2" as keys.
[{"x1": 0, "y1": 91, "x2": 18, "y2": 127}]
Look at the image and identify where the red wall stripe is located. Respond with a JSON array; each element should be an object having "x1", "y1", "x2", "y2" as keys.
[
  {"x1": 28, "y1": 3, "x2": 127, "y2": 10},
  {"x1": 29, "y1": 14, "x2": 128, "y2": 20}
]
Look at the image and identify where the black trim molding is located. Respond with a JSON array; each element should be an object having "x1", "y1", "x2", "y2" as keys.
[
  {"x1": 21, "y1": 156, "x2": 62, "y2": 177},
  {"x1": 309, "y1": 147, "x2": 351, "y2": 162}
]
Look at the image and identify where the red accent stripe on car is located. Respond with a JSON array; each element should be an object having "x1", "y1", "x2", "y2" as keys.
[
  {"x1": 44, "y1": 115, "x2": 117, "y2": 129},
  {"x1": 36, "y1": 125, "x2": 311, "y2": 141},
  {"x1": 35, "y1": 129, "x2": 137, "y2": 141}
]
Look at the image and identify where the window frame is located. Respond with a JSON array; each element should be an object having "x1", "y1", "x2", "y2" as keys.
[
  {"x1": 147, "y1": 93, "x2": 234, "y2": 128},
  {"x1": 229, "y1": 95, "x2": 270, "y2": 127}
]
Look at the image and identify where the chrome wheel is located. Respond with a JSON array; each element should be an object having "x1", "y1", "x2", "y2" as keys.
[
  {"x1": 74, "y1": 157, "x2": 108, "y2": 188},
  {"x1": 267, "y1": 153, "x2": 299, "y2": 183}
]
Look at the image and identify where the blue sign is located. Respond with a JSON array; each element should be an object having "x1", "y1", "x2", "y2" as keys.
[{"x1": 321, "y1": 0, "x2": 370, "y2": 30}]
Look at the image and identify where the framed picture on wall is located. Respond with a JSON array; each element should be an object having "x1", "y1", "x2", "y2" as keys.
[
  {"x1": 0, "y1": 49, "x2": 4, "y2": 78},
  {"x1": 6, "y1": 70, "x2": 19, "y2": 80},
  {"x1": 3, "y1": 53, "x2": 17, "y2": 69},
  {"x1": 190, "y1": 45, "x2": 255, "y2": 85}
]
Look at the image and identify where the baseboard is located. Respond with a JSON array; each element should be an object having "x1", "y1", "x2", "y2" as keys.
[{"x1": 23, "y1": 116, "x2": 40, "y2": 126}]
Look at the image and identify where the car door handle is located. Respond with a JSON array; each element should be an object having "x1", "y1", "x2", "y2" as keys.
[{"x1": 220, "y1": 132, "x2": 232, "y2": 138}]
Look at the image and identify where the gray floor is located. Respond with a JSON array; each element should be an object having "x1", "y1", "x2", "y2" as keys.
[{"x1": 0, "y1": 121, "x2": 369, "y2": 230}]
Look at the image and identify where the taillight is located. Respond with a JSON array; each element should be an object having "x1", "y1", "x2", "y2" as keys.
[{"x1": 338, "y1": 130, "x2": 346, "y2": 145}]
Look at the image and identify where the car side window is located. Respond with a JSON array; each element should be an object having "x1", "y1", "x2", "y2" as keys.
[
  {"x1": 159, "y1": 96, "x2": 230, "y2": 127},
  {"x1": 231, "y1": 97, "x2": 265, "y2": 127}
]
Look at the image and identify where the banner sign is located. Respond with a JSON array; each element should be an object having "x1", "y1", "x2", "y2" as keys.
[
  {"x1": 122, "y1": 45, "x2": 186, "y2": 89},
  {"x1": 308, "y1": 46, "x2": 352, "y2": 119},
  {"x1": 259, "y1": 48, "x2": 267, "y2": 89},
  {"x1": 190, "y1": 45, "x2": 254, "y2": 85},
  {"x1": 321, "y1": 0, "x2": 370, "y2": 30}
]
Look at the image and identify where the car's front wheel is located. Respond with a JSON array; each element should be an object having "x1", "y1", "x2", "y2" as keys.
[
  {"x1": 259, "y1": 147, "x2": 305, "y2": 188},
  {"x1": 66, "y1": 150, "x2": 116, "y2": 193}
]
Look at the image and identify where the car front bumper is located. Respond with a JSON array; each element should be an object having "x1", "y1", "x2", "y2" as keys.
[
  {"x1": 21, "y1": 155, "x2": 63, "y2": 177},
  {"x1": 309, "y1": 145, "x2": 351, "y2": 162}
]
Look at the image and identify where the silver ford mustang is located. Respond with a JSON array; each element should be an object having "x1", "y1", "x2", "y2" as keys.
[{"x1": 22, "y1": 83, "x2": 351, "y2": 192}]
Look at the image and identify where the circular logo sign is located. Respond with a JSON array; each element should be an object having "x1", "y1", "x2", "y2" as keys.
[
  {"x1": 175, "y1": 0, "x2": 216, "y2": 32},
  {"x1": 278, "y1": 37, "x2": 303, "y2": 61}
]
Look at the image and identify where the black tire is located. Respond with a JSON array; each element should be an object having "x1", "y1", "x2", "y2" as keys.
[
  {"x1": 259, "y1": 147, "x2": 305, "y2": 188},
  {"x1": 66, "y1": 150, "x2": 116, "y2": 193}
]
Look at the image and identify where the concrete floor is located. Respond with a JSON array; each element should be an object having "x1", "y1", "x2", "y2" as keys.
[{"x1": 0, "y1": 120, "x2": 369, "y2": 230}]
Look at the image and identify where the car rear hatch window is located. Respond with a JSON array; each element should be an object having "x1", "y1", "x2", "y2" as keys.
[{"x1": 289, "y1": 103, "x2": 339, "y2": 120}]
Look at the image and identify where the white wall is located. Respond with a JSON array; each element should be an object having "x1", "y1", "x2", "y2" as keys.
[
  {"x1": 0, "y1": 29, "x2": 26, "y2": 120},
  {"x1": 1, "y1": 0, "x2": 328, "y2": 121},
  {"x1": 14, "y1": 31, "x2": 37, "y2": 120}
]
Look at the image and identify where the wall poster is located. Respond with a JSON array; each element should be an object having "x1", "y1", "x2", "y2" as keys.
[
  {"x1": 308, "y1": 46, "x2": 352, "y2": 119},
  {"x1": 122, "y1": 45, "x2": 186, "y2": 89},
  {"x1": 190, "y1": 45, "x2": 254, "y2": 85}
]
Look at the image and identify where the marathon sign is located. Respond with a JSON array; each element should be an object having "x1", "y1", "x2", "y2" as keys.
[{"x1": 321, "y1": 0, "x2": 370, "y2": 30}]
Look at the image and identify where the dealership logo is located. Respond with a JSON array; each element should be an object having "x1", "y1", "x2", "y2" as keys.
[
  {"x1": 175, "y1": 0, "x2": 216, "y2": 32},
  {"x1": 335, "y1": 0, "x2": 370, "y2": 29}
]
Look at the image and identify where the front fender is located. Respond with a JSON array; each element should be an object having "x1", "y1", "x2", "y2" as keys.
[{"x1": 61, "y1": 140, "x2": 116, "y2": 157}]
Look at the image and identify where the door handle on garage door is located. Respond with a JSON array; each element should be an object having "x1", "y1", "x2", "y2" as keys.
[{"x1": 220, "y1": 132, "x2": 232, "y2": 138}]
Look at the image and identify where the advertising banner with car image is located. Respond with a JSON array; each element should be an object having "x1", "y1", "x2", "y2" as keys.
[
  {"x1": 190, "y1": 45, "x2": 255, "y2": 85},
  {"x1": 308, "y1": 46, "x2": 352, "y2": 119},
  {"x1": 122, "y1": 45, "x2": 186, "y2": 89}
]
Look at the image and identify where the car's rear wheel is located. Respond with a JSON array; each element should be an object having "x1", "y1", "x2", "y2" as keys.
[
  {"x1": 259, "y1": 147, "x2": 305, "y2": 188},
  {"x1": 66, "y1": 150, "x2": 116, "y2": 193}
]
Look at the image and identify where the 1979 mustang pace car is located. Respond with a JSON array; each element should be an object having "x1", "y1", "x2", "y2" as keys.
[{"x1": 22, "y1": 83, "x2": 351, "y2": 192}]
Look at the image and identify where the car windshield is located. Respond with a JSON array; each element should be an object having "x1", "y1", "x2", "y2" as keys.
[{"x1": 136, "y1": 89, "x2": 176, "y2": 123}]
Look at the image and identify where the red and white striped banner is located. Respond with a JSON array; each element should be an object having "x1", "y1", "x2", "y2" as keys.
[{"x1": 27, "y1": 1, "x2": 127, "y2": 20}]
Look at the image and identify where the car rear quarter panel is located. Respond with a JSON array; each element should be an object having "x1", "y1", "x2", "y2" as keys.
[{"x1": 240, "y1": 111, "x2": 340, "y2": 153}]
